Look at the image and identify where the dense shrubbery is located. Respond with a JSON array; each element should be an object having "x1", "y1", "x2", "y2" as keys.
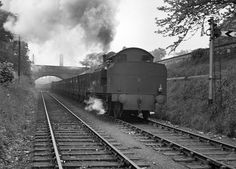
[{"x1": 0, "y1": 62, "x2": 14, "y2": 86}]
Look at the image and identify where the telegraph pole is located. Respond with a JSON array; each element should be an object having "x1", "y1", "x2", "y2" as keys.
[{"x1": 18, "y1": 36, "x2": 21, "y2": 82}]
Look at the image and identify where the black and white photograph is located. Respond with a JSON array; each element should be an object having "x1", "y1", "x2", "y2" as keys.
[{"x1": 0, "y1": 0, "x2": 236, "y2": 168}]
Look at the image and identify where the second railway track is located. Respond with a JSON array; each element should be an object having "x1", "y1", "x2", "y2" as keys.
[
  {"x1": 32, "y1": 92, "x2": 148, "y2": 169},
  {"x1": 115, "y1": 116, "x2": 236, "y2": 169}
]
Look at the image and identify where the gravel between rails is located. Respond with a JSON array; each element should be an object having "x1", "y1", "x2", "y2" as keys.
[
  {"x1": 33, "y1": 92, "x2": 148, "y2": 169},
  {"x1": 51, "y1": 93, "x2": 188, "y2": 169}
]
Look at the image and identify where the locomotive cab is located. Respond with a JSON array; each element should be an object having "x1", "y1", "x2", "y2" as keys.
[
  {"x1": 106, "y1": 47, "x2": 167, "y2": 119},
  {"x1": 104, "y1": 49, "x2": 153, "y2": 64}
]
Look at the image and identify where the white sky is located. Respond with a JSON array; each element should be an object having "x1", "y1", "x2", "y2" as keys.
[
  {"x1": 3, "y1": 0, "x2": 210, "y2": 66},
  {"x1": 111, "y1": 0, "x2": 209, "y2": 54}
]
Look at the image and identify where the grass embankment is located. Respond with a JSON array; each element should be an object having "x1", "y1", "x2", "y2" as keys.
[
  {"x1": 0, "y1": 76, "x2": 37, "y2": 168},
  {"x1": 158, "y1": 56, "x2": 236, "y2": 138}
]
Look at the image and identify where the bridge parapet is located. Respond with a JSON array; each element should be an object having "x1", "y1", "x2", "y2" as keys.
[{"x1": 31, "y1": 64, "x2": 87, "y2": 81}]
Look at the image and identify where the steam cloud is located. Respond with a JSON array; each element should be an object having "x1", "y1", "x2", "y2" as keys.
[
  {"x1": 2, "y1": 0, "x2": 120, "y2": 65},
  {"x1": 85, "y1": 97, "x2": 106, "y2": 115}
]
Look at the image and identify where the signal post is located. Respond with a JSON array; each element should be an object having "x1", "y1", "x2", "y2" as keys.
[
  {"x1": 207, "y1": 17, "x2": 236, "y2": 105},
  {"x1": 208, "y1": 17, "x2": 220, "y2": 105},
  {"x1": 208, "y1": 17, "x2": 221, "y2": 105},
  {"x1": 208, "y1": 17, "x2": 214, "y2": 105}
]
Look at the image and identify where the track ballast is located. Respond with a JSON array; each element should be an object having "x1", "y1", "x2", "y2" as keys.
[
  {"x1": 32, "y1": 92, "x2": 147, "y2": 169},
  {"x1": 115, "y1": 116, "x2": 236, "y2": 169}
]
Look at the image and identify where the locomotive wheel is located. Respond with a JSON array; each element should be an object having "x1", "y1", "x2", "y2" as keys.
[
  {"x1": 142, "y1": 111, "x2": 150, "y2": 120},
  {"x1": 114, "y1": 102, "x2": 123, "y2": 119}
]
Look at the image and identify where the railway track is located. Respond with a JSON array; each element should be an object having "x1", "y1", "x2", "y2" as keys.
[
  {"x1": 115, "y1": 116, "x2": 236, "y2": 169},
  {"x1": 31, "y1": 92, "x2": 148, "y2": 169}
]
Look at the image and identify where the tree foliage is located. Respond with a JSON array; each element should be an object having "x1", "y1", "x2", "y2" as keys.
[
  {"x1": 156, "y1": 0, "x2": 236, "y2": 52},
  {"x1": 13, "y1": 41, "x2": 31, "y2": 76},
  {"x1": 80, "y1": 52, "x2": 104, "y2": 68},
  {"x1": 0, "y1": 41, "x2": 31, "y2": 77},
  {"x1": 0, "y1": 9, "x2": 14, "y2": 42},
  {"x1": 150, "y1": 48, "x2": 166, "y2": 61},
  {"x1": 0, "y1": 62, "x2": 14, "y2": 86},
  {"x1": 0, "y1": 7, "x2": 31, "y2": 79}
]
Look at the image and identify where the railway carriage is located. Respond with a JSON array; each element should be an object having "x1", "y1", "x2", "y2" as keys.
[{"x1": 52, "y1": 47, "x2": 167, "y2": 119}]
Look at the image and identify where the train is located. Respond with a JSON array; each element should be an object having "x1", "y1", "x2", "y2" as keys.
[{"x1": 51, "y1": 47, "x2": 167, "y2": 119}]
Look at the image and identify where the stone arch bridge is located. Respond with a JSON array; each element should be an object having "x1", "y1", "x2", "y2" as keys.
[{"x1": 31, "y1": 64, "x2": 87, "y2": 81}]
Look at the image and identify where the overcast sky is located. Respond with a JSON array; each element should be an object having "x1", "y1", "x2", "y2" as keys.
[
  {"x1": 2, "y1": 0, "x2": 209, "y2": 66},
  {"x1": 112, "y1": 0, "x2": 209, "y2": 53}
]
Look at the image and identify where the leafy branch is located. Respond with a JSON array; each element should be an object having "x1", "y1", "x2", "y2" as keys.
[{"x1": 156, "y1": 0, "x2": 236, "y2": 52}]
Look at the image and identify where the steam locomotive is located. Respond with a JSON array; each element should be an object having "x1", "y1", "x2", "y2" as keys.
[{"x1": 51, "y1": 47, "x2": 167, "y2": 119}]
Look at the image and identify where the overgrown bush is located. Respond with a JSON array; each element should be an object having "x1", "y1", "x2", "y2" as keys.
[{"x1": 0, "y1": 62, "x2": 14, "y2": 86}]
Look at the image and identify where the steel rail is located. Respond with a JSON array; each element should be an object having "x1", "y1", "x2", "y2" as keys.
[
  {"x1": 41, "y1": 92, "x2": 63, "y2": 169},
  {"x1": 149, "y1": 118, "x2": 236, "y2": 152},
  {"x1": 48, "y1": 93, "x2": 141, "y2": 169},
  {"x1": 116, "y1": 118, "x2": 235, "y2": 169}
]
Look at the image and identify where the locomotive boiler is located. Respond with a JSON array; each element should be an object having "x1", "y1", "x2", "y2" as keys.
[{"x1": 52, "y1": 47, "x2": 167, "y2": 119}]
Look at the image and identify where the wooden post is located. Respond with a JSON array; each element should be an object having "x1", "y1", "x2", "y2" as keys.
[{"x1": 18, "y1": 36, "x2": 21, "y2": 83}]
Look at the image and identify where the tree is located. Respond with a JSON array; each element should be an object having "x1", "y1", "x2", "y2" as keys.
[
  {"x1": 156, "y1": 0, "x2": 236, "y2": 52},
  {"x1": 11, "y1": 41, "x2": 31, "y2": 76},
  {"x1": 80, "y1": 52, "x2": 104, "y2": 68},
  {"x1": 0, "y1": 40, "x2": 32, "y2": 77},
  {"x1": 0, "y1": 62, "x2": 14, "y2": 86},
  {"x1": 0, "y1": 9, "x2": 31, "y2": 77},
  {"x1": 0, "y1": 10, "x2": 14, "y2": 42},
  {"x1": 150, "y1": 48, "x2": 166, "y2": 62}
]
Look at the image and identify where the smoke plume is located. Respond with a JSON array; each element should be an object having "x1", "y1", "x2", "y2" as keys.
[
  {"x1": 85, "y1": 97, "x2": 106, "y2": 115},
  {"x1": 2, "y1": 0, "x2": 120, "y2": 65}
]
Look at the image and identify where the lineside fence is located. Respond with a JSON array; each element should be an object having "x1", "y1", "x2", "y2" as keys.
[{"x1": 167, "y1": 74, "x2": 208, "y2": 81}]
